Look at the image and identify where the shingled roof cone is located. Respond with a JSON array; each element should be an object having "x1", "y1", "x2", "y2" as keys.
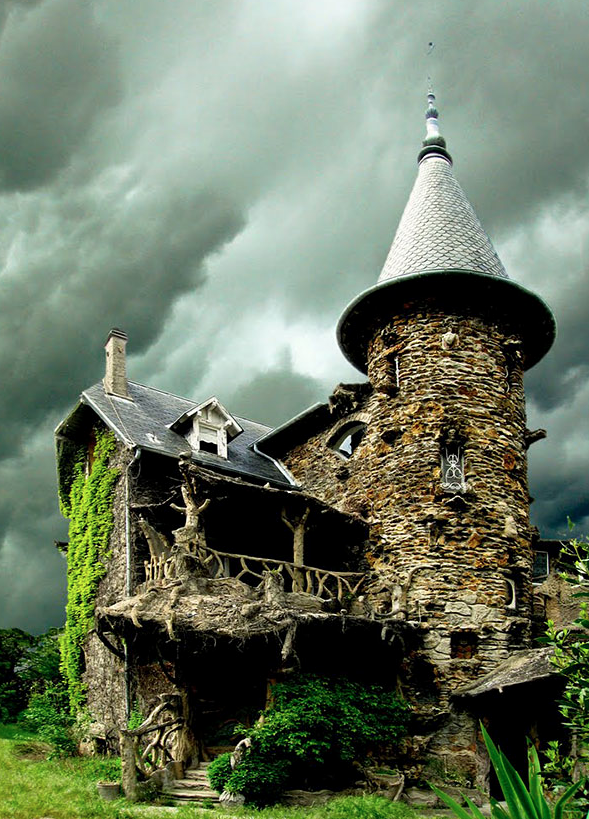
[
  {"x1": 104, "y1": 328, "x2": 130, "y2": 399},
  {"x1": 337, "y1": 89, "x2": 555, "y2": 373}
]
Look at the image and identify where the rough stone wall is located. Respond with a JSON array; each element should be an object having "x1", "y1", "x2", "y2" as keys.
[
  {"x1": 84, "y1": 631, "x2": 126, "y2": 744},
  {"x1": 534, "y1": 572, "x2": 581, "y2": 629},
  {"x1": 84, "y1": 444, "x2": 134, "y2": 731},
  {"x1": 283, "y1": 307, "x2": 534, "y2": 787}
]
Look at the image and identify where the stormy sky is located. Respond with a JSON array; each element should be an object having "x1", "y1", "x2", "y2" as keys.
[{"x1": 1, "y1": 0, "x2": 588, "y2": 633}]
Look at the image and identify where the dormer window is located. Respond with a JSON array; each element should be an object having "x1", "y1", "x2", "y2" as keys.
[
  {"x1": 329, "y1": 422, "x2": 366, "y2": 460},
  {"x1": 169, "y1": 397, "x2": 242, "y2": 460}
]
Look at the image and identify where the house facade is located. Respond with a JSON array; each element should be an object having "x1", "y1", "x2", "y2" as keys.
[{"x1": 56, "y1": 93, "x2": 567, "y2": 794}]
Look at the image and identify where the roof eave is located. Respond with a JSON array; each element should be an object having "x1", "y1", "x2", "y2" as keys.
[{"x1": 337, "y1": 269, "x2": 556, "y2": 374}]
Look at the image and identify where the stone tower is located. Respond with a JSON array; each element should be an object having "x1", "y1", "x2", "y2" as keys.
[{"x1": 332, "y1": 92, "x2": 556, "y2": 780}]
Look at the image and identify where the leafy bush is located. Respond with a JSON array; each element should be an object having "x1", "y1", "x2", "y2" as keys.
[
  {"x1": 19, "y1": 681, "x2": 75, "y2": 757},
  {"x1": 0, "y1": 628, "x2": 35, "y2": 721},
  {"x1": 227, "y1": 757, "x2": 291, "y2": 808},
  {"x1": 430, "y1": 725, "x2": 583, "y2": 819},
  {"x1": 208, "y1": 752, "x2": 233, "y2": 792},
  {"x1": 208, "y1": 673, "x2": 410, "y2": 806},
  {"x1": 252, "y1": 674, "x2": 409, "y2": 775}
]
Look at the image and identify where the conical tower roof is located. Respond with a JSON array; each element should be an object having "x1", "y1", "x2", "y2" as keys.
[
  {"x1": 337, "y1": 92, "x2": 555, "y2": 373},
  {"x1": 379, "y1": 152, "x2": 507, "y2": 282}
]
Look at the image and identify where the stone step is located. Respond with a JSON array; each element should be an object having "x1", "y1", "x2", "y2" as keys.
[
  {"x1": 173, "y1": 777, "x2": 212, "y2": 789},
  {"x1": 185, "y1": 769, "x2": 210, "y2": 779},
  {"x1": 164, "y1": 787, "x2": 219, "y2": 801}
]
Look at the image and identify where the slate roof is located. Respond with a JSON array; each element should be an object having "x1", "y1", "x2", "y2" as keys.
[
  {"x1": 59, "y1": 380, "x2": 293, "y2": 488},
  {"x1": 337, "y1": 142, "x2": 556, "y2": 374},
  {"x1": 453, "y1": 647, "x2": 559, "y2": 698},
  {"x1": 379, "y1": 153, "x2": 508, "y2": 282}
]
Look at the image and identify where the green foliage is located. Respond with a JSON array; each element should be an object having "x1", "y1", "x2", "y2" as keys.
[
  {"x1": 543, "y1": 740, "x2": 576, "y2": 789},
  {"x1": 20, "y1": 629, "x2": 63, "y2": 693},
  {"x1": 0, "y1": 627, "x2": 66, "y2": 727},
  {"x1": 19, "y1": 681, "x2": 75, "y2": 757},
  {"x1": 209, "y1": 673, "x2": 410, "y2": 807},
  {"x1": 0, "y1": 726, "x2": 425, "y2": 819},
  {"x1": 60, "y1": 428, "x2": 120, "y2": 714},
  {"x1": 430, "y1": 725, "x2": 583, "y2": 819},
  {"x1": 126, "y1": 701, "x2": 143, "y2": 731},
  {"x1": 0, "y1": 628, "x2": 35, "y2": 721},
  {"x1": 252, "y1": 673, "x2": 410, "y2": 770},
  {"x1": 207, "y1": 752, "x2": 233, "y2": 792},
  {"x1": 543, "y1": 530, "x2": 589, "y2": 752},
  {"x1": 226, "y1": 795, "x2": 418, "y2": 819},
  {"x1": 227, "y1": 756, "x2": 291, "y2": 808}
]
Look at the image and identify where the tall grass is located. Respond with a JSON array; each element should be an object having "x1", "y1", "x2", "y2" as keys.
[
  {"x1": 0, "y1": 725, "x2": 193, "y2": 819},
  {"x1": 0, "y1": 724, "x2": 422, "y2": 819},
  {"x1": 230, "y1": 796, "x2": 419, "y2": 819}
]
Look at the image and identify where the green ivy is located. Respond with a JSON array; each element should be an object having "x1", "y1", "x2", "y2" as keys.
[{"x1": 60, "y1": 428, "x2": 119, "y2": 714}]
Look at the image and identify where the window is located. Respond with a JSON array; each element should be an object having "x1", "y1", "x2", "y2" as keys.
[
  {"x1": 505, "y1": 578, "x2": 517, "y2": 609},
  {"x1": 169, "y1": 397, "x2": 243, "y2": 460},
  {"x1": 441, "y1": 441, "x2": 465, "y2": 492},
  {"x1": 532, "y1": 551, "x2": 549, "y2": 582},
  {"x1": 451, "y1": 631, "x2": 478, "y2": 659},
  {"x1": 329, "y1": 422, "x2": 366, "y2": 460}
]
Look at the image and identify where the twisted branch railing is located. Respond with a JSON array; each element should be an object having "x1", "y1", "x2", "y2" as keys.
[
  {"x1": 120, "y1": 694, "x2": 183, "y2": 800},
  {"x1": 144, "y1": 545, "x2": 364, "y2": 604}
]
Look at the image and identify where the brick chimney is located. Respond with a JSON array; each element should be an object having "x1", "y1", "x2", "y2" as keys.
[{"x1": 103, "y1": 328, "x2": 131, "y2": 399}]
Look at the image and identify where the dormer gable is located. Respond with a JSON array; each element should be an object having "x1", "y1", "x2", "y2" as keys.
[{"x1": 169, "y1": 397, "x2": 242, "y2": 459}]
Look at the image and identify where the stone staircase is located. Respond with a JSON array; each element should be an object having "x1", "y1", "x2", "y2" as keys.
[{"x1": 163, "y1": 761, "x2": 220, "y2": 805}]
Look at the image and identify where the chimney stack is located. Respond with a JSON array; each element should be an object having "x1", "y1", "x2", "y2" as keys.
[{"x1": 104, "y1": 328, "x2": 130, "y2": 399}]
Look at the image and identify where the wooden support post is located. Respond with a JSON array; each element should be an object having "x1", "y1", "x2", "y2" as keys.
[
  {"x1": 281, "y1": 507, "x2": 310, "y2": 592},
  {"x1": 119, "y1": 730, "x2": 139, "y2": 802}
]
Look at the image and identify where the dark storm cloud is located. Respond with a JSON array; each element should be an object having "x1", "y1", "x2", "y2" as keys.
[
  {"x1": 0, "y1": 0, "x2": 120, "y2": 190},
  {"x1": 0, "y1": 182, "x2": 244, "y2": 459},
  {"x1": 1, "y1": 0, "x2": 589, "y2": 630},
  {"x1": 0, "y1": 428, "x2": 67, "y2": 633},
  {"x1": 224, "y1": 351, "x2": 326, "y2": 429}
]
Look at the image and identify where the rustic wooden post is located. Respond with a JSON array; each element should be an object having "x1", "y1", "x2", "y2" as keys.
[
  {"x1": 119, "y1": 730, "x2": 139, "y2": 801},
  {"x1": 281, "y1": 507, "x2": 310, "y2": 592}
]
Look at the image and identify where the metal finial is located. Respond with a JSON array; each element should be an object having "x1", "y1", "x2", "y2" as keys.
[{"x1": 421, "y1": 83, "x2": 447, "y2": 154}]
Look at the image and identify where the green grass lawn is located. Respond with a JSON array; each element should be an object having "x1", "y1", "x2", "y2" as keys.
[{"x1": 0, "y1": 724, "x2": 421, "y2": 819}]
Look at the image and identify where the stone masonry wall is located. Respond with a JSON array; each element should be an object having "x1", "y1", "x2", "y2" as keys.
[
  {"x1": 84, "y1": 444, "x2": 134, "y2": 735},
  {"x1": 282, "y1": 307, "x2": 534, "y2": 786}
]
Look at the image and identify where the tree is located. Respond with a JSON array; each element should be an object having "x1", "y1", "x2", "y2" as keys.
[
  {"x1": 543, "y1": 529, "x2": 589, "y2": 776},
  {"x1": 0, "y1": 628, "x2": 35, "y2": 722}
]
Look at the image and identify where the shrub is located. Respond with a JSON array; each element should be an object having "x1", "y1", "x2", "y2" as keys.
[
  {"x1": 207, "y1": 752, "x2": 233, "y2": 792},
  {"x1": 208, "y1": 673, "x2": 410, "y2": 807},
  {"x1": 225, "y1": 756, "x2": 291, "y2": 808},
  {"x1": 19, "y1": 682, "x2": 75, "y2": 757}
]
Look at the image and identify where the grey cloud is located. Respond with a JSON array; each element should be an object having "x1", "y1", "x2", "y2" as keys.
[
  {"x1": 224, "y1": 351, "x2": 326, "y2": 428},
  {"x1": 0, "y1": 179, "x2": 244, "y2": 460},
  {"x1": 2, "y1": 0, "x2": 589, "y2": 633},
  {"x1": 0, "y1": 0, "x2": 120, "y2": 190}
]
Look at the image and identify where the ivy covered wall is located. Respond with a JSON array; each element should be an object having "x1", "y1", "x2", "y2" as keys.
[{"x1": 59, "y1": 427, "x2": 120, "y2": 714}]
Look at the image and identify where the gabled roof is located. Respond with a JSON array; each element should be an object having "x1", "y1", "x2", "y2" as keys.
[
  {"x1": 170, "y1": 396, "x2": 243, "y2": 440},
  {"x1": 56, "y1": 380, "x2": 293, "y2": 488}
]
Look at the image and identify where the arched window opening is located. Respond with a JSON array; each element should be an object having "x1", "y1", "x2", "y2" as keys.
[
  {"x1": 329, "y1": 423, "x2": 366, "y2": 460},
  {"x1": 505, "y1": 577, "x2": 517, "y2": 609}
]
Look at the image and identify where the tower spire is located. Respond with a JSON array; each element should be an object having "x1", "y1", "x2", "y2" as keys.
[
  {"x1": 419, "y1": 86, "x2": 451, "y2": 162},
  {"x1": 336, "y1": 90, "x2": 555, "y2": 374}
]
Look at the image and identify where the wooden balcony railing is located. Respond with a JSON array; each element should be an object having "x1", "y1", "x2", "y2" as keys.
[{"x1": 144, "y1": 544, "x2": 364, "y2": 605}]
